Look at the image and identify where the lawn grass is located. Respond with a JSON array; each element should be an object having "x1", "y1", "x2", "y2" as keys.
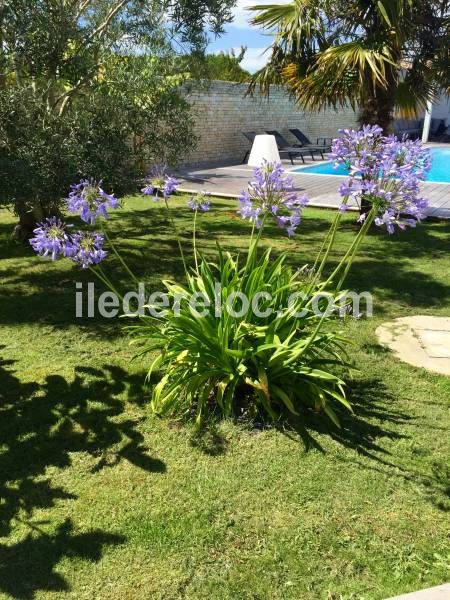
[{"x1": 0, "y1": 195, "x2": 449, "y2": 600}]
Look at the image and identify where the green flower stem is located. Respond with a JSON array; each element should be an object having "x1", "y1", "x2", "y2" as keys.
[
  {"x1": 246, "y1": 215, "x2": 267, "y2": 272},
  {"x1": 163, "y1": 196, "x2": 188, "y2": 275},
  {"x1": 311, "y1": 197, "x2": 348, "y2": 284},
  {"x1": 297, "y1": 206, "x2": 372, "y2": 356},
  {"x1": 323, "y1": 206, "x2": 376, "y2": 291},
  {"x1": 296, "y1": 305, "x2": 331, "y2": 360},
  {"x1": 101, "y1": 226, "x2": 140, "y2": 286},
  {"x1": 311, "y1": 225, "x2": 333, "y2": 274},
  {"x1": 335, "y1": 210, "x2": 376, "y2": 290},
  {"x1": 192, "y1": 208, "x2": 199, "y2": 274},
  {"x1": 244, "y1": 221, "x2": 257, "y2": 270},
  {"x1": 89, "y1": 264, "x2": 124, "y2": 302},
  {"x1": 254, "y1": 215, "x2": 267, "y2": 247}
]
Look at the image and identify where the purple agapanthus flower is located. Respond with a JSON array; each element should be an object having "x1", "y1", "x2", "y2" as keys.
[
  {"x1": 374, "y1": 210, "x2": 396, "y2": 234},
  {"x1": 164, "y1": 176, "x2": 179, "y2": 200},
  {"x1": 141, "y1": 182, "x2": 157, "y2": 196},
  {"x1": 66, "y1": 179, "x2": 119, "y2": 225},
  {"x1": 141, "y1": 165, "x2": 179, "y2": 202},
  {"x1": 330, "y1": 126, "x2": 431, "y2": 233},
  {"x1": 238, "y1": 161, "x2": 308, "y2": 236},
  {"x1": 67, "y1": 231, "x2": 107, "y2": 269},
  {"x1": 29, "y1": 217, "x2": 72, "y2": 261},
  {"x1": 188, "y1": 191, "x2": 211, "y2": 212}
]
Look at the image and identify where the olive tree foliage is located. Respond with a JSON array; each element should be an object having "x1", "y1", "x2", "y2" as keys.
[
  {"x1": 0, "y1": 0, "x2": 235, "y2": 234},
  {"x1": 204, "y1": 48, "x2": 251, "y2": 82}
]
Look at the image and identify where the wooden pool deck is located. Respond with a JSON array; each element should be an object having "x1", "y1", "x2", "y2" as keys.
[{"x1": 176, "y1": 156, "x2": 450, "y2": 219}]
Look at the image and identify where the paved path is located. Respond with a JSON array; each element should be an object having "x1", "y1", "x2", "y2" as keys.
[
  {"x1": 377, "y1": 316, "x2": 450, "y2": 375},
  {"x1": 385, "y1": 583, "x2": 450, "y2": 599},
  {"x1": 176, "y1": 157, "x2": 450, "y2": 219}
]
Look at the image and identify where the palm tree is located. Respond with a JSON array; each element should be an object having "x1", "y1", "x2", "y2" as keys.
[{"x1": 248, "y1": 0, "x2": 450, "y2": 132}]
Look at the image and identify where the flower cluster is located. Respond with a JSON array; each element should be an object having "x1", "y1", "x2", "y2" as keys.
[
  {"x1": 188, "y1": 191, "x2": 211, "y2": 212},
  {"x1": 31, "y1": 180, "x2": 119, "y2": 268},
  {"x1": 29, "y1": 217, "x2": 72, "y2": 261},
  {"x1": 67, "y1": 231, "x2": 107, "y2": 268},
  {"x1": 238, "y1": 162, "x2": 308, "y2": 236},
  {"x1": 66, "y1": 179, "x2": 119, "y2": 225},
  {"x1": 330, "y1": 125, "x2": 431, "y2": 233},
  {"x1": 141, "y1": 165, "x2": 179, "y2": 201},
  {"x1": 30, "y1": 217, "x2": 107, "y2": 269}
]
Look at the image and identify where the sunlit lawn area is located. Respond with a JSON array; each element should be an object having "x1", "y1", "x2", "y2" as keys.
[{"x1": 0, "y1": 195, "x2": 449, "y2": 599}]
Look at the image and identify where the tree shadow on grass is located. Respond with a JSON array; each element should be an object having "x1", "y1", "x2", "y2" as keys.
[
  {"x1": 344, "y1": 259, "x2": 450, "y2": 312},
  {"x1": 0, "y1": 353, "x2": 165, "y2": 536},
  {"x1": 424, "y1": 461, "x2": 450, "y2": 511},
  {"x1": 366, "y1": 217, "x2": 450, "y2": 260},
  {"x1": 1, "y1": 203, "x2": 449, "y2": 329},
  {"x1": 0, "y1": 518, "x2": 125, "y2": 600},
  {"x1": 0, "y1": 349, "x2": 164, "y2": 598}
]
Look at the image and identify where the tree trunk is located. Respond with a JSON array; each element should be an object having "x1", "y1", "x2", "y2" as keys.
[
  {"x1": 358, "y1": 64, "x2": 398, "y2": 132},
  {"x1": 357, "y1": 67, "x2": 398, "y2": 215},
  {"x1": 12, "y1": 200, "x2": 46, "y2": 240},
  {"x1": 0, "y1": 2, "x2": 6, "y2": 91}
]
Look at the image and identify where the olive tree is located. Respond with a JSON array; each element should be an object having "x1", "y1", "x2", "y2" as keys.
[{"x1": 0, "y1": 0, "x2": 235, "y2": 234}]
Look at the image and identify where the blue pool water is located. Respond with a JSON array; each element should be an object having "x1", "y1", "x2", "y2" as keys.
[{"x1": 292, "y1": 147, "x2": 450, "y2": 183}]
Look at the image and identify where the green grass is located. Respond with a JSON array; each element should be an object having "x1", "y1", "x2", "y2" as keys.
[{"x1": 0, "y1": 195, "x2": 449, "y2": 600}]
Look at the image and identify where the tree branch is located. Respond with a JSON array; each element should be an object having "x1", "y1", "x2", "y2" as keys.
[
  {"x1": 55, "y1": 0, "x2": 129, "y2": 109},
  {"x1": 88, "y1": 0, "x2": 129, "y2": 41},
  {"x1": 53, "y1": 64, "x2": 100, "y2": 115},
  {"x1": 75, "y1": 0, "x2": 93, "y2": 20}
]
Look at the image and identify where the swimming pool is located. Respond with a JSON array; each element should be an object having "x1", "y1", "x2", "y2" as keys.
[{"x1": 292, "y1": 147, "x2": 450, "y2": 183}]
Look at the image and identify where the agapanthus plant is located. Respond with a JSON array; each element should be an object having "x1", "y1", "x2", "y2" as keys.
[
  {"x1": 66, "y1": 179, "x2": 119, "y2": 225},
  {"x1": 187, "y1": 190, "x2": 211, "y2": 213},
  {"x1": 67, "y1": 231, "x2": 107, "y2": 269},
  {"x1": 30, "y1": 180, "x2": 123, "y2": 294},
  {"x1": 139, "y1": 147, "x2": 429, "y2": 428},
  {"x1": 30, "y1": 128, "x2": 431, "y2": 432},
  {"x1": 30, "y1": 217, "x2": 72, "y2": 261},
  {"x1": 330, "y1": 125, "x2": 430, "y2": 232},
  {"x1": 141, "y1": 165, "x2": 179, "y2": 202},
  {"x1": 238, "y1": 161, "x2": 308, "y2": 236}
]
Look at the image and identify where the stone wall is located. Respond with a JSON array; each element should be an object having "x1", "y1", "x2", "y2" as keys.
[{"x1": 181, "y1": 80, "x2": 358, "y2": 166}]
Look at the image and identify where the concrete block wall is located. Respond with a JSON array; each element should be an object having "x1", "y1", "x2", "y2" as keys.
[{"x1": 181, "y1": 80, "x2": 358, "y2": 166}]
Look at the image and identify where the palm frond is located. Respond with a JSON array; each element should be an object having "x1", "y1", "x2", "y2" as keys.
[
  {"x1": 317, "y1": 42, "x2": 396, "y2": 88},
  {"x1": 246, "y1": 46, "x2": 291, "y2": 96},
  {"x1": 395, "y1": 65, "x2": 437, "y2": 116},
  {"x1": 246, "y1": 0, "x2": 329, "y2": 95},
  {"x1": 249, "y1": 2, "x2": 301, "y2": 29},
  {"x1": 249, "y1": 0, "x2": 327, "y2": 51},
  {"x1": 282, "y1": 41, "x2": 398, "y2": 111}
]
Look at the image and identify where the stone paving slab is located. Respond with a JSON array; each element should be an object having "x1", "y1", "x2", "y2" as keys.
[
  {"x1": 376, "y1": 316, "x2": 450, "y2": 375},
  {"x1": 176, "y1": 156, "x2": 450, "y2": 218},
  {"x1": 415, "y1": 329, "x2": 450, "y2": 358},
  {"x1": 385, "y1": 582, "x2": 450, "y2": 599}
]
